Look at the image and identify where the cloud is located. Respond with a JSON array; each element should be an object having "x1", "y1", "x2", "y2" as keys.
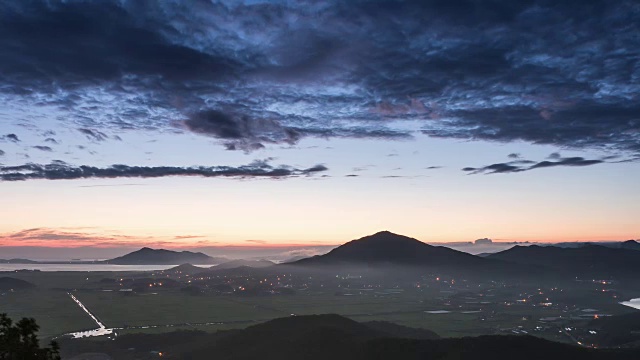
[
  {"x1": 184, "y1": 109, "x2": 300, "y2": 150},
  {"x1": 0, "y1": 160, "x2": 328, "y2": 181},
  {"x1": 277, "y1": 247, "x2": 333, "y2": 262},
  {"x1": 173, "y1": 235, "x2": 205, "y2": 240},
  {"x1": 0, "y1": 227, "x2": 136, "y2": 248},
  {"x1": 463, "y1": 156, "x2": 606, "y2": 174},
  {"x1": 0, "y1": 1, "x2": 236, "y2": 87},
  {"x1": 7, "y1": 228, "x2": 105, "y2": 242},
  {"x1": 528, "y1": 157, "x2": 604, "y2": 170},
  {"x1": 0, "y1": 227, "x2": 213, "y2": 248},
  {"x1": 1, "y1": 134, "x2": 20, "y2": 142},
  {"x1": 32, "y1": 145, "x2": 53, "y2": 152},
  {"x1": 463, "y1": 163, "x2": 521, "y2": 174},
  {"x1": 78, "y1": 183, "x2": 146, "y2": 188},
  {"x1": 78, "y1": 128, "x2": 108, "y2": 142},
  {"x1": 0, "y1": 0, "x2": 638, "y2": 160},
  {"x1": 245, "y1": 239, "x2": 267, "y2": 244}
]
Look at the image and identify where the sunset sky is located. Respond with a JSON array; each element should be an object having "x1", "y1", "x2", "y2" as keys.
[{"x1": 1, "y1": 0, "x2": 639, "y2": 256}]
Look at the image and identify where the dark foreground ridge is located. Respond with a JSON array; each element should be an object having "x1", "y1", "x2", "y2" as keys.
[{"x1": 58, "y1": 314, "x2": 638, "y2": 360}]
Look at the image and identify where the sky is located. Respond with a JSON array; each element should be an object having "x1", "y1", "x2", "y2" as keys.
[{"x1": 0, "y1": 0, "x2": 639, "y2": 258}]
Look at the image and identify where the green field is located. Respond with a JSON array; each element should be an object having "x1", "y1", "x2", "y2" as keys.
[
  {"x1": 2, "y1": 270, "x2": 636, "y2": 342},
  {"x1": 0, "y1": 286, "x2": 564, "y2": 339},
  {"x1": 1, "y1": 290, "x2": 97, "y2": 338}
]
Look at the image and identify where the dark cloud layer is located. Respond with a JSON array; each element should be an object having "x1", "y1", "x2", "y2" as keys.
[
  {"x1": 0, "y1": 161, "x2": 328, "y2": 181},
  {"x1": 464, "y1": 155, "x2": 606, "y2": 174},
  {"x1": 0, "y1": 1, "x2": 236, "y2": 86},
  {"x1": 0, "y1": 0, "x2": 638, "y2": 159}
]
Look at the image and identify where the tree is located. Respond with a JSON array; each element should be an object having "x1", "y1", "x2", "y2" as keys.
[{"x1": 0, "y1": 313, "x2": 60, "y2": 360}]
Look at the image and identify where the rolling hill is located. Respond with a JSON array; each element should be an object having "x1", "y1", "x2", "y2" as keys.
[
  {"x1": 165, "y1": 263, "x2": 209, "y2": 274},
  {"x1": 487, "y1": 244, "x2": 640, "y2": 277},
  {"x1": 0, "y1": 258, "x2": 39, "y2": 264},
  {"x1": 106, "y1": 248, "x2": 225, "y2": 265},
  {"x1": 0, "y1": 277, "x2": 35, "y2": 291},
  {"x1": 212, "y1": 259, "x2": 275, "y2": 270},
  {"x1": 620, "y1": 240, "x2": 640, "y2": 251}
]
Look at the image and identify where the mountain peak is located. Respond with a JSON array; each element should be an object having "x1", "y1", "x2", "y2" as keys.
[
  {"x1": 620, "y1": 239, "x2": 640, "y2": 251},
  {"x1": 372, "y1": 230, "x2": 397, "y2": 236},
  {"x1": 291, "y1": 231, "x2": 482, "y2": 267},
  {"x1": 360, "y1": 231, "x2": 419, "y2": 243}
]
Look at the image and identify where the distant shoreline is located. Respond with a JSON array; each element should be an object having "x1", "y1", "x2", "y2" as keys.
[{"x1": 0, "y1": 263, "x2": 215, "y2": 272}]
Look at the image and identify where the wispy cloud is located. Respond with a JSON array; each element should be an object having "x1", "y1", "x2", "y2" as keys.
[
  {"x1": 1, "y1": 228, "x2": 137, "y2": 248},
  {"x1": 0, "y1": 160, "x2": 328, "y2": 181},
  {"x1": 463, "y1": 154, "x2": 610, "y2": 174},
  {"x1": 0, "y1": 228, "x2": 221, "y2": 248}
]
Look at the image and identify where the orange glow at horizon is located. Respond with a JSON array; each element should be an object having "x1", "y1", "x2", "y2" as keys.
[
  {"x1": 0, "y1": 229, "x2": 637, "y2": 249},
  {"x1": 1, "y1": 157, "x2": 638, "y2": 250}
]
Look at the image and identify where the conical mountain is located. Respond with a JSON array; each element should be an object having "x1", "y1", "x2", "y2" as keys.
[{"x1": 291, "y1": 231, "x2": 484, "y2": 267}]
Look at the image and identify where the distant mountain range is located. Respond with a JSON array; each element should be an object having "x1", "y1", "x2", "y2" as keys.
[
  {"x1": 620, "y1": 240, "x2": 640, "y2": 251},
  {"x1": 0, "y1": 258, "x2": 39, "y2": 264},
  {"x1": 487, "y1": 244, "x2": 640, "y2": 277},
  {"x1": 106, "y1": 248, "x2": 226, "y2": 265},
  {"x1": 551, "y1": 240, "x2": 640, "y2": 251},
  {"x1": 290, "y1": 231, "x2": 486, "y2": 269},
  {"x1": 5, "y1": 234, "x2": 639, "y2": 271},
  {"x1": 285, "y1": 231, "x2": 640, "y2": 280}
]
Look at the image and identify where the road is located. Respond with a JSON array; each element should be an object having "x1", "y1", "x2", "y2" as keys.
[{"x1": 66, "y1": 293, "x2": 114, "y2": 338}]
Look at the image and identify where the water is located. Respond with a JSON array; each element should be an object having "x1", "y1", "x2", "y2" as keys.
[
  {"x1": 620, "y1": 298, "x2": 640, "y2": 310},
  {"x1": 0, "y1": 264, "x2": 213, "y2": 272}
]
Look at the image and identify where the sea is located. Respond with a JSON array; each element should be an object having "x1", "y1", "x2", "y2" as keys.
[{"x1": 0, "y1": 264, "x2": 213, "y2": 272}]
